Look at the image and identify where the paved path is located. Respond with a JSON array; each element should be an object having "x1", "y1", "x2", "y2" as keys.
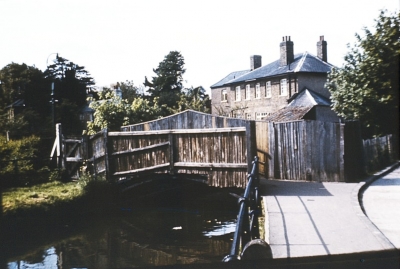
[
  {"x1": 363, "y1": 166, "x2": 400, "y2": 249},
  {"x1": 260, "y1": 177, "x2": 395, "y2": 259}
]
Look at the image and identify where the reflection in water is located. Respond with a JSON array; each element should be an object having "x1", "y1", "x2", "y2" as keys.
[{"x1": 7, "y1": 179, "x2": 240, "y2": 268}]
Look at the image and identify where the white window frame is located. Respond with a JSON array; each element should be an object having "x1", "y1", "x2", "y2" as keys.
[
  {"x1": 246, "y1": 113, "x2": 252, "y2": 120},
  {"x1": 245, "y1": 84, "x2": 251, "y2": 100},
  {"x1": 265, "y1": 81, "x2": 271, "y2": 98},
  {"x1": 256, "y1": 112, "x2": 269, "y2": 120},
  {"x1": 255, "y1": 83, "x2": 260, "y2": 99},
  {"x1": 221, "y1": 89, "x2": 228, "y2": 102},
  {"x1": 235, "y1": 86, "x2": 241, "y2": 101},
  {"x1": 280, "y1": 79, "x2": 287, "y2": 96}
]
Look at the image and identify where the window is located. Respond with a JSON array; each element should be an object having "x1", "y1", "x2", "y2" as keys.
[
  {"x1": 245, "y1": 84, "x2": 251, "y2": 100},
  {"x1": 233, "y1": 111, "x2": 242, "y2": 119},
  {"x1": 235, "y1": 86, "x2": 241, "y2": 101},
  {"x1": 221, "y1": 89, "x2": 228, "y2": 102},
  {"x1": 256, "y1": 112, "x2": 270, "y2": 120},
  {"x1": 246, "y1": 113, "x2": 252, "y2": 120},
  {"x1": 280, "y1": 79, "x2": 287, "y2": 96},
  {"x1": 255, "y1": 83, "x2": 260, "y2": 99},
  {"x1": 265, "y1": 81, "x2": 271, "y2": 98}
]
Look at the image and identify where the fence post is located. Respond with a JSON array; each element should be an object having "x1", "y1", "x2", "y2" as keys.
[
  {"x1": 103, "y1": 128, "x2": 111, "y2": 181},
  {"x1": 56, "y1": 123, "x2": 63, "y2": 169},
  {"x1": 246, "y1": 121, "x2": 256, "y2": 174},
  {"x1": 169, "y1": 133, "x2": 175, "y2": 174}
]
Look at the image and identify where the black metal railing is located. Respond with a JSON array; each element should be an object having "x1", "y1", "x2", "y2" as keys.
[{"x1": 223, "y1": 156, "x2": 272, "y2": 262}]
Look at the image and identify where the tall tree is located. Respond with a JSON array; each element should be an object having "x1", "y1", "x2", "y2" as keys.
[
  {"x1": 86, "y1": 89, "x2": 131, "y2": 134},
  {"x1": 327, "y1": 10, "x2": 399, "y2": 139},
  {"x1": 0, "y1": 63, "x2": 50, "y2": 136},
  {"x1": 117, "y1": 80, "x2": 144, "y2": 103},
  {"x1": 44, "y1": 54, "x2": 95, "y2": 134},
  {"x1": 44, "y1": 54, "x2": 95, "y2": 108},
  {"x1": 144, "y1": 51, "x2": 185, "y2": 116},
  {"x1": 177, "y1": 86, "x2": 211, "y2": 113}
]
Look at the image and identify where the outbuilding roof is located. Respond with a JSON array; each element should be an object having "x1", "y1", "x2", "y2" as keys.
[
  {"x1": 211, "y1": 52, "x2": 334, "y2": 88},
  {"x1": 264, "y1": 106, "x2": 314, "y2": 122},
  {"x1": 288, "y1": 88, "x2": 331, "y2": 107}
]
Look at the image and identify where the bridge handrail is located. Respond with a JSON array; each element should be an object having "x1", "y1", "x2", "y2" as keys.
[{"x1": 223, "y1": 156, "x2": 262, "y2": 261}]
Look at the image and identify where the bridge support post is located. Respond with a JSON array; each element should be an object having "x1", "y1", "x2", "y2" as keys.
[
  {"x1": 169, "y1": 133, "x2": 175, "y2": 174},
  {"x1": 246, "y1": 121, "x2": 257, "y2": 175}
]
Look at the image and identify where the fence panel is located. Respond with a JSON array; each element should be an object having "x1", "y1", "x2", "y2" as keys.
[
  {"x1": 363, "y1": 134, "x2": 395, "y2": 173},
  {"x1": 273, "y1": 120, "x2": 344, "y2": 182}
]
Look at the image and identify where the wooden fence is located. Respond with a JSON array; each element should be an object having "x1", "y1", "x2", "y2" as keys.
[
  {"x1": 265, "y1": 120, "x2": 344, "y2": 182},
  {"x1": 363, "y1": 134, "x2": 396, "y2": 173},
  {"x1": 88, "y1": 127, "x2": 251, "y2": 188},
  {"x1": 57, "y1": 110, "x2": 397, "y2": 185}
]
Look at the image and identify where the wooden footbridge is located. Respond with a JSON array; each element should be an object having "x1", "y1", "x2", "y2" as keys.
[
  {"x1": 55, "y1": 109, "x2": 366, "y2": 187},
  {"x1": 56, "y1": 110, "x2": 269, "y2": 188}
]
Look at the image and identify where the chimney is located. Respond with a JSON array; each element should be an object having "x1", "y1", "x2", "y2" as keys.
[
  {"x1": 317, "y1": 36, "x2": 327, "y2": 62},
  {"x1": 280, "y1": 36, "x2": 294, "y2": 67},
  {"x1": 250, "y1": 55, "x2": 262, "y2": 70}
]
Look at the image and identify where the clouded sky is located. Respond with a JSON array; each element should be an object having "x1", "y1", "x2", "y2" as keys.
[{"x1": 0, "y1": 0, "x2": 398, "y2": 94}]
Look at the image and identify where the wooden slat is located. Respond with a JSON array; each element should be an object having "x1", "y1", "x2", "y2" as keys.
[
  {"x1": 63, "y1": 139, "x2": 82, "y2": 143},
  {"x1": 174, "y1": 162, "x2": 247, "y2": 169},
  {"x1": 111, "y1": 141, "x2": 170, "y2": 156},
  {"x1": 66, "y1": 157, "x2": 83, "y2": 162},
  {"x1": 109, "y1": 127, "x2": 246, "y2": 136},
  {"x1": 113, "y1": 163, "x2": 170, "y2": 176}
]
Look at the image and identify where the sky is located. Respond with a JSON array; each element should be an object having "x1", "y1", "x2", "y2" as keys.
[{"x1": 0, "y1": 0, "x2": 398, "y2": 95}]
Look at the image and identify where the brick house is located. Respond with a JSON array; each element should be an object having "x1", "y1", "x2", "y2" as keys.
[{"x1": 210, "y1": 36, "x2": 337, "y2": 121}]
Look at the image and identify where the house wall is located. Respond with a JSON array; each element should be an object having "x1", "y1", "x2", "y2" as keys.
[
  {"x1": 211, "y1": 75, "x2": 297, "y2": 120},
  {"x1": 296, "y1": 73, "x2": 330, "y2": 98}
]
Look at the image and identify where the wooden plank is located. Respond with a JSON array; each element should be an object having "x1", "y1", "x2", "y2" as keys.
[
  {"x1": 63, "y1": 139, "x2": 82, "y2": 143},
  {"x1": 169, "y1": 134, "x2": 174, "y2": 174},
  {"x1": 113, "y1": 163, "x2": 170, "y2": 176},
  {"x1": 109, "y1": 127, "x2": 246, "y2": 136},
  {"x1": 66, "y1": 157, "x2": 83, "y2": 162},
  {"x1": 246, "y1": 121, "x2": 256, "y2": 174},
  {"x1": 111, "y1": 141, "x2": 170, "y2": 156},
  {"x1": 174, "y1": 162, "x2": 247, "y2": 168}
]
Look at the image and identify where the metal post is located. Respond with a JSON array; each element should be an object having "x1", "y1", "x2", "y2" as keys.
[{"x1": 50, "y1": 82, "x2": 55, "y2": 129}]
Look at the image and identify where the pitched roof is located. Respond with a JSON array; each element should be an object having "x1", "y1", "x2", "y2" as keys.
[
  {"x1": 210, "y1": 70, "x2": 250, "y2": 88},
  {"x1": 264, "y1": 89, "x2": 332, "y2": 122},
  {"x1": 264, "y1": 106, "x2": 313, "y2": 122},
  {"x1": 211, "y1": 52, "x2": 334, "y2": 88},
  {"x1": 288, "y1": 89, "x2": 331, "y2": 107}
]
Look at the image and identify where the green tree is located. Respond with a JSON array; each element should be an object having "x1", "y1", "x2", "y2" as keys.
[
  {"x1": 327, "y1": 10, "x2": 399, "y2": 139},
  {"x1": 0, "y1": 63, "x2": 51, "y2": 136},
  {"x1": 86, "y1": 89, "x2": 132, "y2": 134},
  {"x1": 177, "y1": 86, "x2": 211, "y2": 113},
  {"x1": 45, "y1": 54, "x2": 95, "y2": 106},
  {"x1": 144, "y1": 51, "x2": 186, "y2": 116},
  {"x1": 44, "y1": 54, "x2": 95, "y2": 134},
  {"x1": 117, "y1": 80, "x2": 144, "y2": 103}
]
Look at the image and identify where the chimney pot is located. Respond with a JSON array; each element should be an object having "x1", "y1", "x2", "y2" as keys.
[
  {"x1": 280, "y1": 36, "x2": 294, "y2": 67},
  {"x1": 317, "y1": 36, "x2": 327, "y2": 62},
  {"x1": 250, "y1": 55, "x2": 262, "y2": 70}
]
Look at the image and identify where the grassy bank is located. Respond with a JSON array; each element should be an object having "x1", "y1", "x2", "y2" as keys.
[{"x1": 2, "y1": 181, "x2": 85, "y2": 216}]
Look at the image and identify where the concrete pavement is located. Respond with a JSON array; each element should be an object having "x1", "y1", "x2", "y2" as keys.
[
  {"x1": 259, "y1": 163, "x2": 400, "y2": 259},
  {"x1": 363, "y1": 166, "x2": 400, "y2": 249}
]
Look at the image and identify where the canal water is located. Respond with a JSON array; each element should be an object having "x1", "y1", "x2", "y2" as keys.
[{"x1": 5, "y1": 177, "x2": 241, "y2": 268}]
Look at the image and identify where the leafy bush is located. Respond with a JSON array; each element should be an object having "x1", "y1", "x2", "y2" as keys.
[{"x1": 0, "y1": 135, "x2": 50, "y2": 187}]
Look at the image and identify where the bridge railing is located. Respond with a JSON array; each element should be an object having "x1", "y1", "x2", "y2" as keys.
[{"x1": 223, "y1": 156, "x2": 272, "y2": 262}]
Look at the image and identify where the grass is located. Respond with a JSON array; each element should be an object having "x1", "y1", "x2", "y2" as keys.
[{"x1": 2, "y1": 181, "x2": 85, "y2": 216}]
